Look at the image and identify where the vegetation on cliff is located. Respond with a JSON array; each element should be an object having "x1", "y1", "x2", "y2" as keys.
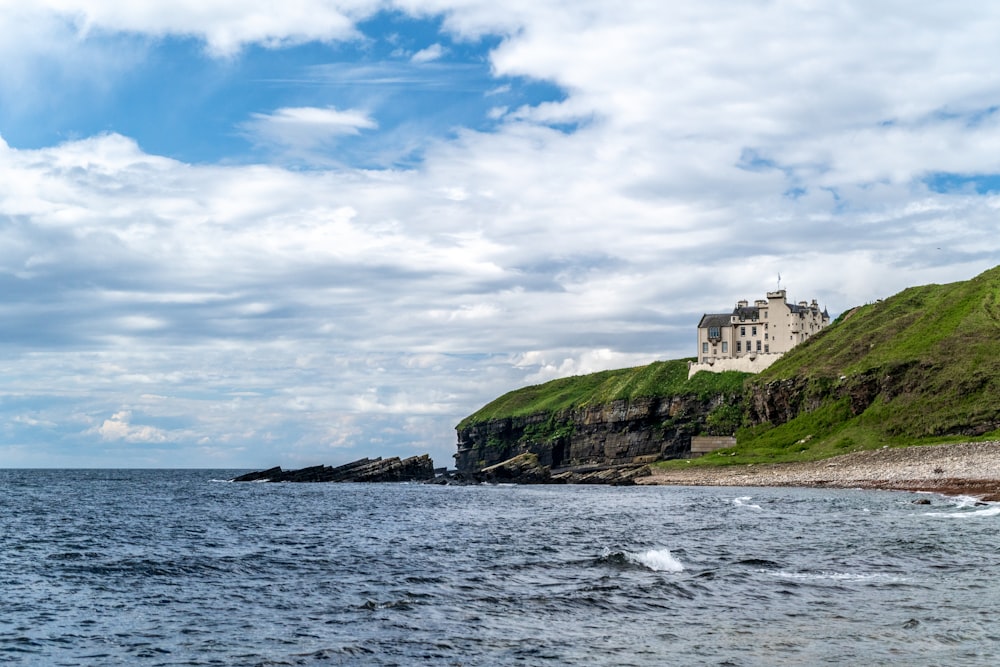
[
  {"x1": 457, "y1": 359, "x2": 747, "y2": 430},
  {"x1": 455, "y1": 359, "x2": 750, "y2": 471}
]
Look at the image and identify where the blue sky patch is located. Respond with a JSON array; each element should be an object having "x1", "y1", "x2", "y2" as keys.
[
  {"x1": 0, "y1": 10, "x2": 566, "y2": 168},
  {"x1": 925, "y1": 172, "x2": 1000, "y2": 194}
]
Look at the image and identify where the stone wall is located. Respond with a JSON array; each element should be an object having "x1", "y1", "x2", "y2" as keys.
[
  {"x1": 687, "y1": 353, "x2": 782, "y2": 378},
  {"x1": 690, "y1": 436, "x2": 737, "y2": 457}
]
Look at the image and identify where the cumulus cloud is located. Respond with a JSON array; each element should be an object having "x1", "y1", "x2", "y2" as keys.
[
  {"x1": 14, "y1": 0, "x2": 370, "y2": 56},
  {"x1": 94, "y1": 411, "x2": 168, "y2": 443}
]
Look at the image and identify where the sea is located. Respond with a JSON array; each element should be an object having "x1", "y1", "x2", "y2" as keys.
[{"x1": 2, "y1": 469, "x2": 998, "y2": 666}]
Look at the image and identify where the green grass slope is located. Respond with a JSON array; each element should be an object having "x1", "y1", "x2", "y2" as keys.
[
  {"x1": 458, "y1": 359, "x2": 748, "y2": 430},
  {"x1": 687, "y1": 264, "x2": 1000, "y2": 466},
  {"x1": 762, "y1": 264, "x2": 1000, "y2": 379}
]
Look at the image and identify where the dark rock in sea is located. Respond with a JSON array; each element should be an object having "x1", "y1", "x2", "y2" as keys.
[
  {"x1": 480, "y1": 452, "x2": 551, "y2": 484},
  {"x1": 427, "y1": 453, "x2": 651, "y2": 486},
  {"x1": 231, "y1": 455, "x2": 435, "y2": 483},
  {"x1": 550, "y1": 464, "x2": 651, "y2": 486},
  {"x1": 233, "y1": 452, "x2": 650, "y2": 486},
  {"x1": 231, "y1": 466, "x2": 283, "y2": 483}
]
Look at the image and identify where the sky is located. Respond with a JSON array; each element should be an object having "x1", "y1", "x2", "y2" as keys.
[{"x1": 1, "y1": 1, "x2": 999, "y2": 469}]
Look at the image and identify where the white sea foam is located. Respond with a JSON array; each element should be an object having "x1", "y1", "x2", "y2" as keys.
[
  {"x1": 920, "y1": 494, "x2": 1000, "y2": 517},
  {"x1": 952, "y1": 495, "x2": 982, "y2": 509},
  {"x1": 925, "y1": 504, "x2": 1000, "y2": 518},
  {"x1": 765, "y1": 570, "x2": 906, "y2": 583},
  {"x1": 732, "y1": 496, "x2": 762, "y2": 510},
  {"x1": 626, "y1": 549, "x2": 684, "y2": 573}
]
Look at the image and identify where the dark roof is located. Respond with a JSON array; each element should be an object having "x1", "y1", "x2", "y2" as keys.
[
  {"x1": 701, "y1": 299, "x2": 828, "y2": 329},
  {"x1": 698, "y1": 313, "x2": 731, "y2": 329},
  {"x1": 733, "y1": 306, "x2": 759, "y2": 321}
]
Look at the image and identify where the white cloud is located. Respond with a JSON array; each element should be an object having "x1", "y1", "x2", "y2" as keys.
[
  {"x1": 242, "y1": 106, "x2": 378, "y2": 155},
  {"x1": 94, "y1": 411, "x2": 168, "y2": 443},
  {"x1": 16, "y1": 1, "x2": 370, "y2": 56},
  {"x1": 411, "y1": 43, "x2": 446, "y2": 63},
  {"x1": 514, "y1": 348, "x2": 665, "y2": 385},
  {"x1": 13, "y1": 415, "x2": 57, "y2": 428}
]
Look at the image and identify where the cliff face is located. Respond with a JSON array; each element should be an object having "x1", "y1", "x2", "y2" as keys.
[
  {"x1": 455, "y1": 393, "x2": 736, "y2": 473},
  {"x1": 746, "y1": 361, "x2": 1000, "y2": 439}
]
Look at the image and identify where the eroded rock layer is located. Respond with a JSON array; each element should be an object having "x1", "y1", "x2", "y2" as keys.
[
  {"x1": 232, "y1": 455, "x2": 435, "y2": 483},
  {"x1": 455, "y1": 393, "x2": 735, "y2": 474}
]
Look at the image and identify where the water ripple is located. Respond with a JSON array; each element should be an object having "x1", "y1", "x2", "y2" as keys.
[{"x1": 1, "y1": 470, "x2": 998, "y2": 665}]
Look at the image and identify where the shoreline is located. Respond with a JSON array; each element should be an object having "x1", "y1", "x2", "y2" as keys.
[{"x1": 637, "y1": 440, "x2": 1000, "y2": 501}]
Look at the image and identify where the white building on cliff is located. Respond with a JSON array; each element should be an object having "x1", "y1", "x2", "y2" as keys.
[{"x1": 688, "y1": 289, "x2": 829, "y2": 378}]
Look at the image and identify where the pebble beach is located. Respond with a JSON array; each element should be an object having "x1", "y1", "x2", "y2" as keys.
[{"x1": 639, "y1": 440, "x2": 1000, "y2": 501}]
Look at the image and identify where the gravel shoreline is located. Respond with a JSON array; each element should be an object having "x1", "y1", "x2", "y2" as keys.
[{"x1": 638, "y1": 440, "x2": 1000, "y2": 501}]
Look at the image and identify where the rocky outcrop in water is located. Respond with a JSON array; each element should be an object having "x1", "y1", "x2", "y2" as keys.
[
  {"x1": 430, "y1": 453, "x2": 651, "y2": 486},
  {"x1": 550, "y1": 464, "x2": 651, "y2": 485},
  {"x1": 232, "y1": 455, "x2": 435, "y2": 483},
  {"x1": 479, "y1": 452, "x2": 551, "y2": 483}
]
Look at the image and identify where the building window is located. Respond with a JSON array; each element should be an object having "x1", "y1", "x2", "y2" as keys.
[
  {"x1": 765, "y1": 333, "x2": 768, "y2": 340},
  {"x1": 764, "y1": 344, "x2": 769, "y2": 353},
  {"x1": 740, "y1": 326, "x2": 745, "y2": 337},
  {"x1": 708, "y1": 326, "x2": 720, "y2": 339},
  {"x1": 756, "y1": 340, "x2": 762, "y2": 352},
  {"x1": 702, "y1": 342, "x2": 708, "y2": 354},
  {"x1": 722, "y1": 342, "x2": 728, "y2": 353},
  {"x1": 752, "y1": 326, "x2": 757, "y2": 336},
  {"x1": 736, "y1": 341, "x2": 742, "y2": 353}
]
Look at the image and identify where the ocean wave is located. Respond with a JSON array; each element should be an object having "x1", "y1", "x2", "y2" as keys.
[
  {"x1": 601, "y1": 548, "x2": 684, "y2": 573},
  {"x1": 732, "y1": 496, "x2": 762, "y2": 510}
]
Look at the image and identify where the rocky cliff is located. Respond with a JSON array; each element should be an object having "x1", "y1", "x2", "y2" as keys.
[
  {"x1": 455, "y1": 392, "x2": 740, "y2": 473},
  {"x1": 745, "y1": 361, "x2": 1000, "y2": 439}
]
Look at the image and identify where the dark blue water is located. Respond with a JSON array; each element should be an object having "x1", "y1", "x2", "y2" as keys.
[{"x1": 2, "y1": 470, "x2": 998, "y2": 666}]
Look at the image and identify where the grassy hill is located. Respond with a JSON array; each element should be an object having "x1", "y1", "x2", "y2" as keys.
[
  {"x1": 761, "y1": 265, "x2": 1000, "y2": 379},
  {"x1": 687, "y1": 264, "x2": 1000, "y2": 465}
]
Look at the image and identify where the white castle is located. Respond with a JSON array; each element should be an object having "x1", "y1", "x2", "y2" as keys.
[{"x1": 688, "y1": 289, "x2": 830, "y2": 378}]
